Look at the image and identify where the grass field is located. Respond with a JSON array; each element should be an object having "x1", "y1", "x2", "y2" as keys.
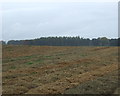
[{"x1": 2, "y1": 45, "x2": 119, "y2": 94}]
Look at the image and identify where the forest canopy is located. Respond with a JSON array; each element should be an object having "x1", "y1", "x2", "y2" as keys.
[{"x1": 2, "y1": 36, "x2": 120, "y2": 46}]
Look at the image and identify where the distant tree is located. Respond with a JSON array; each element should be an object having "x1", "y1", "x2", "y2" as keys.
[
  {"x1": 98, "y1": 37, "x2": 109, "y2": 46},
  {"x1": 92, "y1": 38, "x2": 99, "y2": 46},
  {"x1": 0, "y1": 41, "x2": 6, "y2": 45},
  {"x1": 6, "y1": 36, "x2": 119, "y2": 46},
  {"x1": 118, "y1": 38, "x2": 120, "y2": 46},
  {"x1": 109, "y1": 38, "x2": 118, "y2": 46}
]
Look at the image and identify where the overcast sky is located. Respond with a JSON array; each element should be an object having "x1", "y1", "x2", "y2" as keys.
[{"x1": 1, "y1": 2, "x2": 118, "y2": 41}]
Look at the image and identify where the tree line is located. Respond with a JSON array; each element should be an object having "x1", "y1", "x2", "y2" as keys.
[{"x1": 1, "y1": 36, "x2": 120, "y2": 46}]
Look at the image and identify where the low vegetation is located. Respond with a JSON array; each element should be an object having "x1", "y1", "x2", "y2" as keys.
[{"x1": 2, "y1": 45, "x2": 119, "y2": 94}]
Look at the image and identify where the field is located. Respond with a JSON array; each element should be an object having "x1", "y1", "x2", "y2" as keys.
[{"x1": 2, "y1": 45, "x2": 119, "y2": 94}]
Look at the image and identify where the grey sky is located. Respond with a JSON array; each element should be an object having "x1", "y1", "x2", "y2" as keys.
[{"x1": 2, "y1": 2, "x2": 118, "y2": 41}]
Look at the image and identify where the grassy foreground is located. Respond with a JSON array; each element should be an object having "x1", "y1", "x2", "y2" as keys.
[{"x1": 2, "y1": 45, "x2": 119, "y2": 94}]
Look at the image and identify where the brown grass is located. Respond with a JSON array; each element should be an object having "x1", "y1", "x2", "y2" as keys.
[
  {"x1": 25, "y1": 64, "x2": 118, "y2": 94},
  {"x1": 2, "y1": 45, "x2": 118, "y2": 94}
]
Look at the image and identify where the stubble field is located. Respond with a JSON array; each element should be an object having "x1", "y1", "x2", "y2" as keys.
[{"x1": 2, "y1": 45, "x2": 119, "y2": 94}]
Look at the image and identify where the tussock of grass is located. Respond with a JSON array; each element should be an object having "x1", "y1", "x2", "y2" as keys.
[
  {"x1": 26, "y1": 62, "x2": 33, "y2": 65},
  {"x1": 10, "y1": 66, "x2": 16, "y2": 69},
  {"x1": 31, "y1": 72, "x2": 37, "y2": 75}
]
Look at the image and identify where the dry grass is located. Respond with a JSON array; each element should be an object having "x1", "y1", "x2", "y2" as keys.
[{"x1": 2, "y1": 45, "x2": 118, "y2": 94}]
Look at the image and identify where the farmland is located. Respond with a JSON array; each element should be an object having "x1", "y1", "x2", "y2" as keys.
[{"x1": 2, "y1": 45, "x2": 118, "y2": 94}]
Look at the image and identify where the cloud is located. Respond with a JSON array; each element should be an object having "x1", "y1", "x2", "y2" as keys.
[
  {"x1": 0, "y1": 0, "x2": 118, "y2": 3},
  {"x1": 2, "y1": 2, "x2": 118, "y2": 41}
]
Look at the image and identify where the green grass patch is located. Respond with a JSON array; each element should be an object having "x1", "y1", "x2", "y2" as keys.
[
  {"x1": 34, "y1": 59, "x2": 44, "y2": 63},
  {"x1": 23, "y1": 55, "x2": 36, "y2": 59},
  {"x1": 31, "y1": 72, "x2": 37, "y2": 75},
  {"x1": 80, "y1": 54, "x2": 87, "y2": 57},
  {"x1": 45, "y1": 56, "x2": 52, "y2": 58},
  {"x1": 25, "y1": 59, "x2": 43, "y2": 66},
  {"x1": 16, "y1": 55, "x2": 38, "y2": 60},
  {"x1": 8, "y1": 49, "x2": 13, "y2": 51},
  {"x1": 26, "y1": 62, "x2": 33, "y2": 65},
  {"x1": 58, "y1": 53, "x2": 65, "y2": 56},
  {"x1": 10, "y1": 66, "x2": 16, "y2": 69},
  {"x1": 10, "y1": 59, "x2": 15, "y2": 61}
]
